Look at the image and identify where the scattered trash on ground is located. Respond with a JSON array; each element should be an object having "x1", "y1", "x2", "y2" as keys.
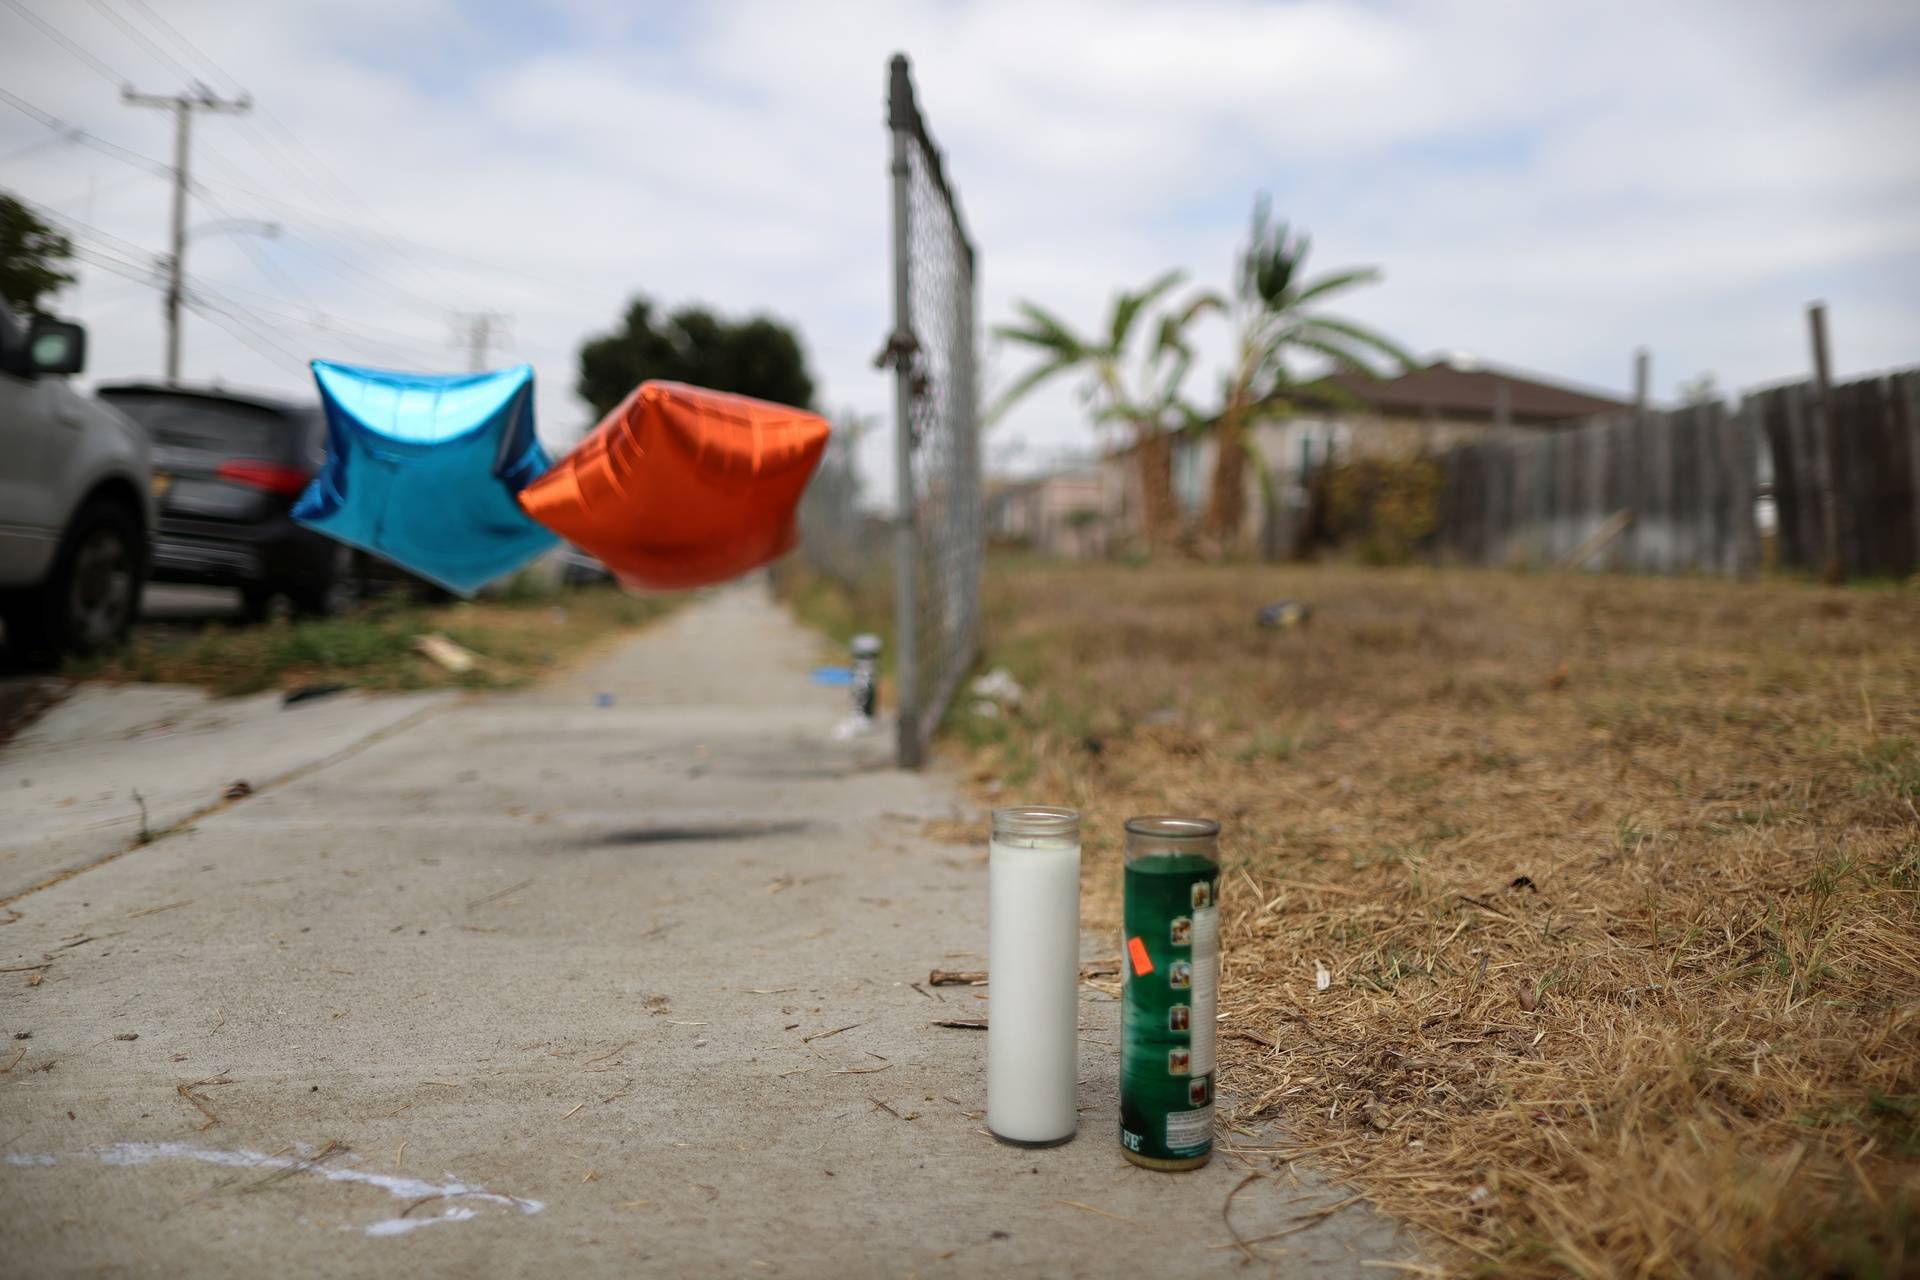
[
  {"x1": 282, "y1": 682, "x2": 350, "y2": 707},
  {"x1": 926, "y1": 960, "x2": 1116, "y2": 987},
  {"x1": 1257, "y1": 600, "x2": 1312, "y2": 629},
  {"x1": 595, "y1": 692, "x2": 614, "y2": 708},
  {"x1": 413, "y1": 633, "x2": 479, "y2": 674},
  {"x1": 223, "y1": 780, "x2": 253, "y2": 801},
  {"x1": 969, "y1": 668, "x2": 1024, "y2": 708},
  {"x1": 831, "y1": 714, "x2": 877, "y2": 740}
]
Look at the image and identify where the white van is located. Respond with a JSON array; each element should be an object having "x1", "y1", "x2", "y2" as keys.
[{"x1": 0, "y1": 299, "x2": 153, "y2": 659}]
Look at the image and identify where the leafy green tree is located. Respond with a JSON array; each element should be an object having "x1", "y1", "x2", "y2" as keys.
[
  {"x1": 1190, "y1": 198, "x2": 1413, "y2": 547},
  {"x1": 577, "y1": 296, "x2": 815, "y2": 416},
  {"x1": 990, "y1": 270, "x2": 1203, "y2": 551},
  {"x1": 0, "y1": 192, "x2": 77, "y2": 315}
]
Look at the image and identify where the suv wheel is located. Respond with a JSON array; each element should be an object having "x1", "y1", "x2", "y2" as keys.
[{"x1": 5, "y1": 499, "x2": 145, "y2": 661}]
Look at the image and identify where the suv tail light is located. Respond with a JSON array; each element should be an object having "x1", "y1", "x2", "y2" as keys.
[{"x1": 216, "y1": 460, "x2": 313, "y2": 497}]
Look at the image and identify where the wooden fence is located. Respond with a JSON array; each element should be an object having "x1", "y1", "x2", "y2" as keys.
[
  {"x1": 1429, "y1": 367, "x2": 1919, "y2": 579},
  {"x1": 1753, "y1": 371, "x2": 1920, "y2": 579}
]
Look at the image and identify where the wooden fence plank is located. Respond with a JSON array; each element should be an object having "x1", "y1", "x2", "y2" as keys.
[
  {"x1": 1896, "y1": 370, "x2": 1912, "y2": 571},
  {"x1": 1728, "y1": 399, "x2": 1760, "y2": 577}
]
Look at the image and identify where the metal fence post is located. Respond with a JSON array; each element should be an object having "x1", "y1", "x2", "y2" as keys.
[
  {"x1": 886, "y1": 55, "x2": 921, "y2": 768},
  {"x1": 956, "y1": 222, "x2": 981, "y2": 677},
  {"x1": 879, "y1": 53, "x2": 980, "y2": 769}
]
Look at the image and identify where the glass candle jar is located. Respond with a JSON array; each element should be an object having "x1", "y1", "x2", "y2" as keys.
[
  {"x1": 1119, "y1": 815, "x2": 1221, "y2": 1170},
  {"x1": 986, "y1": 805, "x2": 1082, "y2": 1146}
]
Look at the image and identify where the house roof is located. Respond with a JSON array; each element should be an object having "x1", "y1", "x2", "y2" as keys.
[{"x1": 1322, "y1": 357, "x2": 1630, "y2": 423}]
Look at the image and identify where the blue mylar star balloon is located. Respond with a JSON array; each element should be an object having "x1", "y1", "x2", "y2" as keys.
[{"x1": 292, "y1": 361, "x2": 559, "y2": 596}]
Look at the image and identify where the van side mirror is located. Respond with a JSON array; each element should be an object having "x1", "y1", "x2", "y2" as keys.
[{"x1": 26, "y1": 316, "x2": 86, "y2": 376}]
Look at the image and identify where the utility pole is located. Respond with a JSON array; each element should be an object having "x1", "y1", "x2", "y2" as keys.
[
  {"x1": 123, "y1": 84, "x2": 251, "y2": 384},
  {"x1": 452, "y1": 311, "x2": 509, "y2": 372}
]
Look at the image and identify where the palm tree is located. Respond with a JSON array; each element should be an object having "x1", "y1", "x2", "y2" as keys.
[
  {"x1": 1192, "y1": 198, "x2": 1414, "y2": 548},
  {"x1": 989, "y1": 270, "x2": 1201, "y2": 551}
]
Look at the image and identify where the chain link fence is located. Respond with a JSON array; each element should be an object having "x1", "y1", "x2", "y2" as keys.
[
  {"x1": 792, "y1": 423, "x2": 874, "y2": 593},
  {"x1": 882, "y1": 54, "x2": 981, "y2": 768}
]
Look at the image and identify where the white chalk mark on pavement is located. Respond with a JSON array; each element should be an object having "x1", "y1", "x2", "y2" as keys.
[
  {"x1": 365, "y1": 1207, "x2": 481, "y2": 1236},
  {"x1": 6, "y1": 1142, "x2": 543, "y2": 1236}
]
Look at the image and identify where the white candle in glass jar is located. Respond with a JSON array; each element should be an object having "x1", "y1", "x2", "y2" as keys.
[{"x1": 987, "y1": 806, "x2": 1082, "y2": 1146}]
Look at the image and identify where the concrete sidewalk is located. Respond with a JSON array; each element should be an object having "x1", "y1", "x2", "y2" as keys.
[
  {"x1": 0, "y1": 585, "x2": 1415, "y2": 1277},
  {"x1": 0, "y1": 683, "x2": 449, "y2": 899}
]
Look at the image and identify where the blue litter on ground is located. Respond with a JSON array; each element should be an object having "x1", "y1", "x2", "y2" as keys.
[
  {"x1": 810, "y1": 666, "x2": 854, "y2": 687},
  {"x1": 595, "y1": 692, "x2": 614, "y2": 707}
]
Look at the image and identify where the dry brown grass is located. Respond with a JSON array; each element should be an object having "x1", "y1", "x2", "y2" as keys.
[{"x1": 959, "y1": 559, "x2": 1920, "y2": 1278}]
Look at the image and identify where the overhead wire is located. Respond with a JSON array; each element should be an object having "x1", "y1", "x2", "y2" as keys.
[
  {"x1": 5, "y1": 80, "x2": 604, "y2": 312},
  {"x1": 0, "y1": 87, "x2": 170, "y2": 177},
  {"x1": 0, "y1": 0, "x2": 130, "y2": 89},
  {"x1": 19, "y1": 192, "x2": 157, "y2": 263},
  {"x1": 186, "y1": 282, "x2": 450, "y2": 371},
  {"x1": 5, "y1": 7, "x2": 609, "y2": 377},
  {"x1": 188, "y1": 276, "x2": 450, "y2": 362},
  {"x1": 69, "y1": 244, "x2": 161, "y2": 288},
  {"x1": 118, "y1": 0, "x2": 240, "y2": 92},
  {"x1": 181, "y1": 289, "x2": 308, "y2": 372},
  {"x1": 0, "y1": 129, "x2": 82, "y2": 166},
  {"x1": 106, "y1": 0, "x2": 464, "y2": 300},
  {"x1": 81, "y1": 0, "x2": 198, "y2": 87},
  {"x1": 35, "y1": 193, "x2": 446, "y2": 367}
]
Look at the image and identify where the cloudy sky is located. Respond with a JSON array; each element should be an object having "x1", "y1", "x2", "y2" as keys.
[{"x1": 3, "y1": 0, "x2": 1916, "y2": 503}]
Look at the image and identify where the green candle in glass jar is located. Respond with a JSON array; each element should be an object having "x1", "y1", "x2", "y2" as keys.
[{"x1": 1119, "y1": 816, "x2": 1220, "y2": 1171}]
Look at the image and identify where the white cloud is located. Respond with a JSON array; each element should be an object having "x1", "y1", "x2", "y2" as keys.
[{"x1": 1, "y1": 0, "x2": 1914, "y2": 506}]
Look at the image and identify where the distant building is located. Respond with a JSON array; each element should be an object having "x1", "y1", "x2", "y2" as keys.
[
  {"x1": 984, "y1": 467, "x2": 1116, "y2": 559},
  {"x1": 1102, "y1": 353, "x2": 1631, "y2": 555}
]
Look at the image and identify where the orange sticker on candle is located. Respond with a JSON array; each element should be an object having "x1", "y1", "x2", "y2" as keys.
[{"x1": 1128, "y1": 936, "x2": 1154, "y2": 976}]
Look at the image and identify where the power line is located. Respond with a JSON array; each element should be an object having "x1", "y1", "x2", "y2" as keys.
[
  {"x1": 0, "y1": 86, "x2": 170, "y2": 176},
  {"x1": 83, "y1": 0, "x2": 198, "y2": 86},
  {"x1": 187, "y1": 284, "x2": 454, "y2": 372},
  {"x1": 106, "y1": 0, "x2": 463, "y2": 302},
  {"x1": 191, "y1": 278, "x2": 448, "y2": 360},
  {"x1": 183, "y1": 290, "x2": 308, "y2": 373},
  {"x1": 38, "y1": 168, "x2": 160, "y2": 220},
  {"x1": 70, "y1": 244, "x2": 162, "y2": 288},
  {"x1": 0, "y1": 0, "x2": 129, "y2": 89},
  {"x1": 3, "y1": 86, "x2": 605, "y2": 327},
  {"x1": 183, "y1": 171, "x2": 608, "y2": 302},
  {"x1": 33, "y1": 192, "x2": 445, "y2": 364},
  {"x1": 0, "y1": 129, "x2": 80, "y2": 165},
  {"x1": 21, "y1": 188, "x2": 156, "y2": 263},
  {"x1": 118, "y1": 0, "x2": 241, "y2": 93}
]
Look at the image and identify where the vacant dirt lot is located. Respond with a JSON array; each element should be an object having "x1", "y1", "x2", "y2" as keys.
[{"x1": 960, "y1": 561, "x2": 1918, "y2": 1278}]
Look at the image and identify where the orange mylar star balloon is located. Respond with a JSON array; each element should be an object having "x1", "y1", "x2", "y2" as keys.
[{"x1": 518, "y1": 381, "x2": 830, "y2": 591}]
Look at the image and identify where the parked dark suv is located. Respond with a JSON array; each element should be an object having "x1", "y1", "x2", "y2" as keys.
[{"x1": 95, "y1": 383, "x2": 358, "y2": 620}]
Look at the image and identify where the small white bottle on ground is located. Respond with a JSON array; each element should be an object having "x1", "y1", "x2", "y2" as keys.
[{"x1": 987, "y1": 805, "x2": 1082, "y2": 1146}]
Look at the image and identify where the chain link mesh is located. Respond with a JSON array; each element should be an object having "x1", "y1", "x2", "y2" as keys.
[{"x1": 888, "y1": 57, "x2": 980, "y2": 767}]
